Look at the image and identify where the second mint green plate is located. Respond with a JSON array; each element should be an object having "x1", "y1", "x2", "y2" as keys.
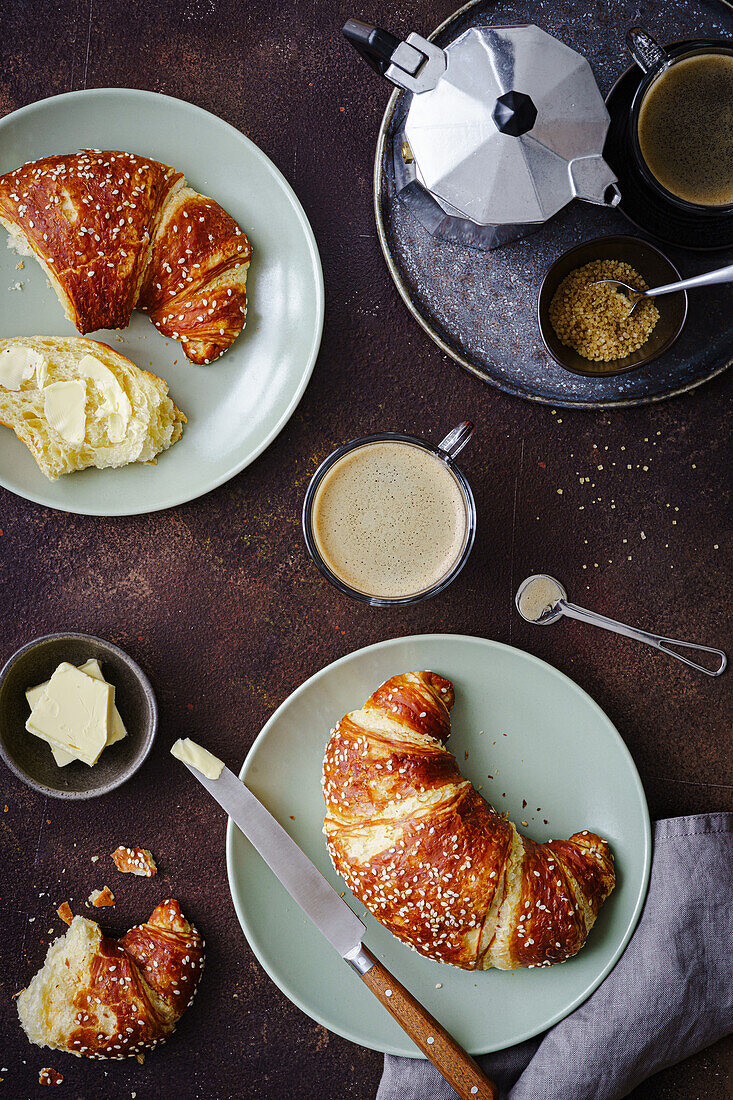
[
  {"x1": 0, "y1": 89, "x2": 324, "y2": 515},
  {"x1": 226, "y1": 635, "x2": 651, "y2": 1056}
]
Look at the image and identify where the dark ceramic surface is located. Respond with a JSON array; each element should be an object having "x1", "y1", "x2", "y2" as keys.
[
  {"x1": 376, "y1": 1, "x2": 733, "y2": 406},
  {"x1": 537, "y1": 236, "x2": 687, "y2": 376},
  {"x1": 0, "y1": 1, "x2": 730, "y2": 1098},
  {"x1": 0, "y1": 633, "x2": 157, "y2": 798}
]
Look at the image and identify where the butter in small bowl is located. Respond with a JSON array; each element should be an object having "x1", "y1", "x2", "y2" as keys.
[
  {"x1": 0, "y1": 633, "x2": 156, "y2": 799},
  {"x1": 25, "y1": 658, "x2": 127, "y2": 768}
]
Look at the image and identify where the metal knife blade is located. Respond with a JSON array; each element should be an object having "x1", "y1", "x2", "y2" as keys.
[
  {"x1": 180, "y1": 762, "x2": 366, "y2": 960},
  {"x1": 179, "y1": 758, "x2": 500, "y2": 1099}
]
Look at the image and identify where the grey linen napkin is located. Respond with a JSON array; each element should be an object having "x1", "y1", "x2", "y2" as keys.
[{"x1": 378, "y1": 813, "x2": 733, "y2": 1100}]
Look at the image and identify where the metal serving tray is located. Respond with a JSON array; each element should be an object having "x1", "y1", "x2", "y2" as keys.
[{"x1": 374, "y1": 0, "x2": 733, "y2": 408}]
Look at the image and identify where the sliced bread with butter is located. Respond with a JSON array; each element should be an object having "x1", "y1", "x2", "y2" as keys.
[{"x1": 0, "y1": 335, "x2": 185, "y2": 479}]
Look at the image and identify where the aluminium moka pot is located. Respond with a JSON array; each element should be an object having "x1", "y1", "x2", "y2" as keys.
[{"x1": 344, "y1": 19, "x2": 622, "y2": 249}]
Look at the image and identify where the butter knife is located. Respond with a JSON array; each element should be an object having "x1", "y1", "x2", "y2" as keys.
[{"x1": 177, "y1": 759, "x2": 497, "y2": 1100}]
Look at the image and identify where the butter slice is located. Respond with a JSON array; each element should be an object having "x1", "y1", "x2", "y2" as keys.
[
  {"x1": 78, "y1": 659, "x2": 127, "y2": 745},
  {"x1": 26, "y1": 659, "x2": 127, "y2": 767},
  {"x1": 77, "y1": 354, "x2": 131, "y2": 443},
  {"x1": 43, "y1": 380, "x2": 86, "y2": 444},
  {"x1": 170, "y1": 738, "x2": 224, "y2": 780},
  {"x1": 27, "y1": 662, "x2": 112, "y2": 766},
  {"x1": 49, "y1": 746, "x2": 75, "y2": 768},
  {"x1": 0, "y1": 346, "x2": 44, "y2": 390},
  {"x1": 35, "y1": 354, "x2": 50, "y2": 389}
]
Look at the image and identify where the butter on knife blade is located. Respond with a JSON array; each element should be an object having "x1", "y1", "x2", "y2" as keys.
[
  {"x1": 170, "y1": 737, "x2": 224, "y2": 780},
  {"x1": 171, "y1": 734, "x2": 498, "y2": 1098}
]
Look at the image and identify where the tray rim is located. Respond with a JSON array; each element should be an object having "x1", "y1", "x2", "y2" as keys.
[{"x1": 372, "y1": 0, "x2": 733, "y2": 409}]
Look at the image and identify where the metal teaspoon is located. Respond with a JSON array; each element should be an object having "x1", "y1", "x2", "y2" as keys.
[
  {"x1": 593, "y1": 261, "x2": 733, "y2": 317},
  {"x1": 515, "y1": 574, "x2": 727, "y2": 677}
]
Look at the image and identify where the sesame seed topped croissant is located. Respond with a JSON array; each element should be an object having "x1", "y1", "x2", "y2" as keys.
[
  {"x1": 323, "y1": 672, "x2": 615, "y2": 970},
  {"x1": 17, "y1": 899, "x2": 204, "y2": 1059},
  {"x1": 0, "y1": 150, "x2": 251, "y2": 365}
]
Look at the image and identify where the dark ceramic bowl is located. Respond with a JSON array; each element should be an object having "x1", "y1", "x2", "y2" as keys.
[
  {"x1": 0, "y1": 633, "x2": 157, "y2": 799},
  {"x1": 538, "y1": 235, "x2": 688, "y2": 376}
]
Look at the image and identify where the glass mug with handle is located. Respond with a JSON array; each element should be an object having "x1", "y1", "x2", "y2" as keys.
[
  {"x1": 626, "y1": 27, "x2": 733, "y2": 215},
  {"x1": 302, "y1": 422, "x2": 476, "y2": 606}
]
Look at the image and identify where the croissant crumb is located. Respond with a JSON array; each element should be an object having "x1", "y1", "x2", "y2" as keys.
[
  {"x1": 38, "y1": 1067, "x2": 63, "y2": 1086},
  {"x1": 88, "y1": 886, "x2": 115, "y2": 908},
  {"x1": 56, "y1": 903, "x2": 73, "y2": 926},
  {"x1": 111, "y1": 845, "x2": 157, "y2": 877}
]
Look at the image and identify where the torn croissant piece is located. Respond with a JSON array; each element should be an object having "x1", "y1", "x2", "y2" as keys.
[
  {"x1": 0, "y1": 149, "x2": 251, "y2": 365},
  {"x1": 0, "y1": 336, "x2": 185, "y2": 480},
  {"x1": 17, "y1": 899, "x2": 204, "y2": 1059},
  {"x1": 322, "y1": 672, "x2": 615, "y2": 970}
]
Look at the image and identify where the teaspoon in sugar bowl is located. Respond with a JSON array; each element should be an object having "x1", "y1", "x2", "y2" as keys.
[
  {"x1": 515, "y1": 574, "x2": 727, "y2": 677},
  {"x1": 593, "y1": 261, "x2": 733, "y2": 317}
]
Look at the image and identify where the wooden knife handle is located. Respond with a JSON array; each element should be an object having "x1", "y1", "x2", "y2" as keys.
[{"x1": 349, "y1": 945, "x2": 498, "y2": 1100}]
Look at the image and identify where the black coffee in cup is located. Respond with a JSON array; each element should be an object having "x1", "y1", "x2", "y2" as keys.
[{"x1": 637, "y1": 52, "x2": 733, "y2": 208}]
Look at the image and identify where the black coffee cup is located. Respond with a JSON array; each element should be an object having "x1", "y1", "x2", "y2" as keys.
[{"x1": 626, "y1": 28, "x2": 733, "y2": 217}]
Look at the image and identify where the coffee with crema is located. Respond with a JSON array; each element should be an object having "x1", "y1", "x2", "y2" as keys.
[
  {"x1": 637, "y1": 52, "x2": 733, "y2": 208},
  {"x1": 311, "y1": 441, "x2": 469, "y2": 599}
]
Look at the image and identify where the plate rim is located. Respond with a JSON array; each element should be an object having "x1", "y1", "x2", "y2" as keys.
[
  {"x1": 372, "y1": 0, "x2": 732, "y2": 410},
  {"x1": 225, "y1": 632, "x2": 652, "y2": 1056},
  {"x1": 0, "y1": 87, "x2": 325, "y2": 516}
]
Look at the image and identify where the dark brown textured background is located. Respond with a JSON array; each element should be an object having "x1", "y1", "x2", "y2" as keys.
[{"x1": 0, "y1": 0, "x2": 731, "y2": 1097}]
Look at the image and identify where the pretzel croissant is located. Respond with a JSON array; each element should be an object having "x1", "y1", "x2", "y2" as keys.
[
  {"x1": 0, "y1": 150, "x2": 251, "y2": 364},
  {"x1": 323, "y1": 672, "x2": 615, "y2": 970},
  {"x1": 17, "y1": 899, "x2": 204, "y2": 1059}
]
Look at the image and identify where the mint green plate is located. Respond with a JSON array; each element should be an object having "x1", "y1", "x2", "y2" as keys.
[
  {"x1": 226, "y1": 634, "x2": 651, "y2": 1056},
  {"x1": 0, "y1": 89, "x2": 323, "y2": 515}
]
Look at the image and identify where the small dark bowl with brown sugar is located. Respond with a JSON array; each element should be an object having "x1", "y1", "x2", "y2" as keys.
[
  {"x1": 538, "y1": 235, "x2": 688, "y2": 376},
  {"x1": 0, "y1": 633, "x2": 157, "y2": 799}
]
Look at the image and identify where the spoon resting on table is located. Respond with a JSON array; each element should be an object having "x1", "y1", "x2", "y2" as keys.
[{"x1": 515, "y1": 574, "x2": 727, "y2": 677}]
